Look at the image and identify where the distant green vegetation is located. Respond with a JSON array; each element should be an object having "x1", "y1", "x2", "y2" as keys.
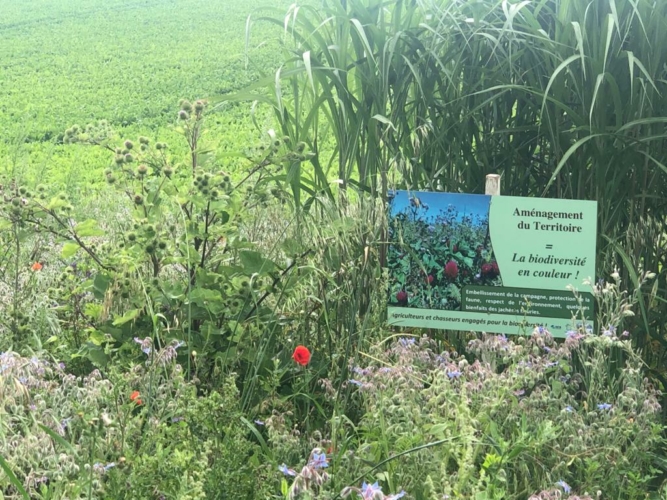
[{"x1": 0, "y1": 0, "x2": 294, "y2": 185}]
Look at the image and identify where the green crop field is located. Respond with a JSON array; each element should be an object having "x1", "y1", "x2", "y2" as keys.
[{"x1": 0, "y1": 0, "x2": 292, "y2": 186}]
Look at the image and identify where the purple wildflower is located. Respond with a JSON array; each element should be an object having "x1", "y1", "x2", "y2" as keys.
[
  {"x1": 279, "y1": 464, "x2": 297, "y2": 477},
  {"x1": 361, "y1": 482, "x2": 383, "y2": 500},
  {"x1": 556, "y1": 480, "x2": 571, "y2": 494},
  {"x1": 133, "y1": 337, "x2": 152, "y2": 355},
  {"x1": 308, "y1": 452, "x2": 329, "y2": 469}
]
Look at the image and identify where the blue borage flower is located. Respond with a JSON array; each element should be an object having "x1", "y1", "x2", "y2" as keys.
[
  {"x1": 564, "y1": 406, "x2": 574, "y2": 413},
  {"x1": 342, "y1": 481, "x2": 406, "y2": 500},
  {"x1": 279, "y1": 464, "x2": 297, "y2": 477},
  {"x1": 133, "y1": 337, "x2": 152, "y2": 355},
  {"x1": 597, "y1": 403, "x2": 612, "y2": 411},
  {"x1": 361, "y1": 482, "x2": 383, "y2": 499},
  {"x1": 446, "y1": 370, "x2": 462, "y2": 379},
  {"x1": 349, "y1": 379, "x2": 363, "y2": 387},
  {"x1": 556, "y1": 480, "x2": 571, "y2": 494},
  {"x1": 93, "y1": 462, "x2": 116, "y2": 474},
  {"x1": 308, "y1": 451, "x2": 329, "y2": 469},
  {"x1": 398, "y1": 337, "x2": 416, "y2": 347}
]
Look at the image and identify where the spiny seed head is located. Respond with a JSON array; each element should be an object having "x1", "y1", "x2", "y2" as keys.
[
  {"x1": 106, "y1": 174, "x2": 116, "y2": 184},
  {"x1": 115, "y1": 156, "x2": 125, "y2": 165},
  {"x1": 137, "y1": 164, "x2": 148, "y2": 176},
  {"x1": 37, "y1": 184, "x2": 46, "y2": 192},
  {"x1": 178, "y1": 110, "x2": 189, "y2": 120},
  {"x1": 115, "y1": 147, "x2": 123, "y2": 155},
  {"x1": 163, "y1": 166, "x2": 173, "y2": 177},
  {"x1": 158, "y1": 241, "x2": 167, "y2": 250},
  {"x1": 124, "y1": 140, "x2": 134, "y2": 150},
  {"x1": 140, "y1": 144, "x2": 148, "y2": 152},
  {"x1": 139, "y1": 136, "x2": 149, "y2": 145},
  {"x1": 155, "y1": 142, "x2": 166, "y2": 150},
  {"x1": 180, "y1": 100, "x2": 193, "y2": 112},
  {"x1": 19, "y1": 186, "x2": 26, "y2": 195},
  {"x1": 145, "y1": 244, "x2": 155, "y2": 254},
  {"x1": 194, "y1": 100, "x2": 205, "y2": 112},
  {"x1": 11, "y1": 198, "x2": 20, "y2": 207},
  {"x1": 127, "y1": 232, "x2": 137, "y2": 241},
  {"x1": 124, "y1": 153, "x2": 134, "y2": 163}
]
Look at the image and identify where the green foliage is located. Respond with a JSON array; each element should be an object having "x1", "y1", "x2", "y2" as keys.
[{"x1": 238, "y1": 0, "x2": 667, "y2": 394}]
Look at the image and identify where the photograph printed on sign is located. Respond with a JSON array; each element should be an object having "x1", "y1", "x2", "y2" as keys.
[{"x1": 387, "y1": 190, "x2": 502, "y2": 311}]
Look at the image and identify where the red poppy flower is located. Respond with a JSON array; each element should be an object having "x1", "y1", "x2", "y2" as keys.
[
  {"x1": 444, "y1": 260, "x2": 458, "y2": 279},
  {"x1": 292, "y1": 345, "x2": 311, "y2": 366},
  {"x1": 130, "y1": 390, "x2": 142, "y2": 405},
  {"x1": 31, "y1": 262, "x2": 43, "y2": 271},
  {"x1": 396, "y1": 290, "x2": 408, "y2": 302}
]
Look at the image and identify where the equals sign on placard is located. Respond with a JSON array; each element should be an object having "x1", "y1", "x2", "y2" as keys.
[{"x1": 545, "y1": 244, "x2": 553, "y2": 250}]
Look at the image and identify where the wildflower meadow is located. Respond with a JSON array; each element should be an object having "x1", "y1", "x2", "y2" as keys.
[{"x1": 1, "y1": 0, "x2": 667, "y2": 499}]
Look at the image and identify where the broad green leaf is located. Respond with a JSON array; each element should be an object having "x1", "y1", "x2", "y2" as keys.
[
  {"x1": 240, "y1": 251, "x2": 276, "y2": 274},
  {"x1": 61, "y1": 242, "x2": 80, "y2": 258},
  {"x1": 75, "y1": 219, "x2": 104, "y2": 237},
  {"x1": 88, "y1": 329, "x2": 106, "y2": 346},
  {"x1": 112, "y1": 308, "x2": 142, "y2": 326},
  {"x1": 93, "y1": 273, "x2": 111, "y2": 299}
]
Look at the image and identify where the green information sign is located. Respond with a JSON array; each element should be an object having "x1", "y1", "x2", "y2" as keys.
[{"x1": 386, "y1": 191, "x2": 597, "y2": 337}]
